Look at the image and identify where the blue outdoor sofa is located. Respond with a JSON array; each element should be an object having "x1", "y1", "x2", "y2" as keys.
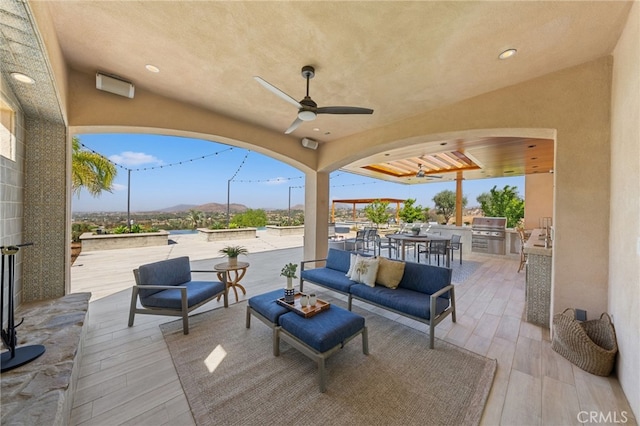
[{"x1": 300, "y1": 248, "x2": 456, "y2": 348}]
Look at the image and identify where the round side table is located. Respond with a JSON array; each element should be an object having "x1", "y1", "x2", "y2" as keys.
[{"x1": 214, "y1": 261, "x2": 250, "y2": 302}]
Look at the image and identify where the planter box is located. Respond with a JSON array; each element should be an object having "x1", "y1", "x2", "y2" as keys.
[
  {"x1": 265, "y1": 225, "x2": 305, "y2": 236},
  {"x1": 79, "y1": 231, "x2": 169, "y2": 251},
  {"x1": 197, "y1": 228, "x2": 257, "y2": 241}
]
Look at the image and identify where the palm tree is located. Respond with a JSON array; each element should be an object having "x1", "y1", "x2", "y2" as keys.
[
  {"x1": 187, "y1": 209, "x2": 204, "y2": 229},
  {"x1": 72, "y1": 136, "x2": 117, "y2": 197}
]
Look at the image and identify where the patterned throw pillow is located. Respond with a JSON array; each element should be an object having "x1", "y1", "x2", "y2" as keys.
[
  {"x1": 349, "y1": 255, "x2": 380, "y2": 287},
  {"x1": 375, "y1": 257, "x2": 405, "y2": 289},
  {"x1": 345, "y1": 253, "x2": 358, "y2": 278}
]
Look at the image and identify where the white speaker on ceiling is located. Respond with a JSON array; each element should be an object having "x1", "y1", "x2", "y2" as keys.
[
  {"x1": 301, "y1": 137, "x2": 318, "y2": 150},
  {"x1": 96, "y1": 72, "x2": 135, "y2": 99}
]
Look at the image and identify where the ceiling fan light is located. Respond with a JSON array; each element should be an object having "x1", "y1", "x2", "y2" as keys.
[{"x1": 298, "y1": 110, "x2": 316, "y2": 121}]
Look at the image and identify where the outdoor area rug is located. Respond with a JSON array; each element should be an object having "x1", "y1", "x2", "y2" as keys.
[
  {"x1": 451, "y1": 259, "x2": 481, "y2": 283},
  {"x1": 160, "y1": 300, "x2": 496, "y2": 426}
]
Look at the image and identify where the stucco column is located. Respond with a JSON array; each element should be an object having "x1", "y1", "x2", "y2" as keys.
[{"x1": 303, "y1": 171, "x2": 330, "y2": 261}]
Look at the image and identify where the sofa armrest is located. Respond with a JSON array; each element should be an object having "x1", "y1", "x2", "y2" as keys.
[
  {"x1": 430, "y1": 284, "x2": 454, "y2": 300},
  {"x1": 134, "y1": 284, "x2": 188, "y2": 291},
  {"x1": 430, "y1": 284, "x2": 454, "y2": 320},
  {"x1": 300, "y1": 258, "x2": 327, "y2": 271}
]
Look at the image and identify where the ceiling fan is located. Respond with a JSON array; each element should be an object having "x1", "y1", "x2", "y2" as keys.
[
  {"x1": 254, "y1": 65, "x2": 374, "y2": 134},
  {"x1": 416, "y1": 164, "x2": 443, "y2": 179}
]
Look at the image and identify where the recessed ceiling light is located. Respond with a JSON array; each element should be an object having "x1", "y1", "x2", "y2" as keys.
[
  {"x1": 11, "y1": 72, "x2": 35, "y2": 84},
  {"x1": 145, "y1": 64, "x2": 160, "y2": 73},
  {"x1": 313, "y1": 128, "x2": 320, "y2": 132},
  {"x1": 499, "y1": 49, "x2": 517, "y2": 60}
]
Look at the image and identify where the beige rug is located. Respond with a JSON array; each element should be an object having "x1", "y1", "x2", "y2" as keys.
[{"x1": 160, "y1": 300, "x2": 496, "y2": 426}]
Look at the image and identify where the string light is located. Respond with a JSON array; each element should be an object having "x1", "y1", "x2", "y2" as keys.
[
  {"x1": 79, "y1": 142, "x2": 234, "y2": 172},
  {"x1": 79, "y1": 142, "x2": 377, "y2": 187},
  {"x1": 228, "y1": 151, "x2": 250, "y2": 181}
]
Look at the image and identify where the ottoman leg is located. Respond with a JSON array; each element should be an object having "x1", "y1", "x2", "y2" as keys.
[
  {"x1": 362, "y1": 326, "x2": 369, "y2": 355},
  {"x1": 246, "y1": 306, "x2": 251, "y2": 328},
  {"x1": 318, "y1": 356, "x2": 327, "y2": 393},
  {"x1": 274, "y1": 328, "x2": 281, "y2": 356}
]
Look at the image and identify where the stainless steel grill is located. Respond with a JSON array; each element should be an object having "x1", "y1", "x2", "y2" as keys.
[{"x1": 471, "y1": 217, "x2": 507, "y2": 255}]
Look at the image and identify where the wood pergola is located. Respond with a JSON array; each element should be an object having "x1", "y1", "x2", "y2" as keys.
[{"x1": 331, "y1": 198, "x2": 406, "y2": 223}]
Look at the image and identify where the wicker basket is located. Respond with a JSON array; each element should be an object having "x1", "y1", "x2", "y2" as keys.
[{"x1": 551, "y1": 308, "x2": 618, "y2": 376}]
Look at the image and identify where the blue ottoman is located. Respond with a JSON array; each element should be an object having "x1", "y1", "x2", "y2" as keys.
[
  {"x1": 246, "y1": 289, "x2": 291, "y2": 355},
  {"x1": 276, "y1": 305, "x2": 368, "y2": 392}
]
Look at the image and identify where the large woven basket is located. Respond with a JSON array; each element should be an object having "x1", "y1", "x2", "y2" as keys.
[{"x1": 551, "y1": 308, "x2": 618, "y2": 376}]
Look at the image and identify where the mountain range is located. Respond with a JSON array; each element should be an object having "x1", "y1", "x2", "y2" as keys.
[{"x1": 156, "y1": 202, "x2": 305, "y2": 213}]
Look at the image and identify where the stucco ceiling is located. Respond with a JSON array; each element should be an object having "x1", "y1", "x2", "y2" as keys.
[{"x1": 2, "y1": 1, "x2": 633, "y2": 183}]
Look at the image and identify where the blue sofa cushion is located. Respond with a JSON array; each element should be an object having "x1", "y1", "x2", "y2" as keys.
[
  {"x1": 325, "y1": 248, "x2": 353, "y2": 273},
  {"x1": 279, "y1": 306, "x2": 365, "y2": 353},
  {"x1": 140, "y1": 280, "x2": 225, "y2": 310},
  {"x1": 248, "y1": 289, "x2": 291, "y2": 324},
  {"x1": 398, "y1": 261, "x2": 452, "y2": 299},
  {"x1": 350, "y1": 284, "x2": 450, "y2": 320},
  {"x1": 137, "y1": 256, "x2": 192, "y2": 298},
  {"x1": 301, "y1": 268, "x2": 357, "y2": 294}
]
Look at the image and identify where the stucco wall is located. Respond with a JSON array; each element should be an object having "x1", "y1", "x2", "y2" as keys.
[
  {"x1": 524, "y1": 173, "x2": 554, "y2": 231},
  {"x1": 320, "y1": 58, "x2": 612, "y2": 327},
  {"x1": 610, "y1": 1, "x2": 640, "y2": 417}
]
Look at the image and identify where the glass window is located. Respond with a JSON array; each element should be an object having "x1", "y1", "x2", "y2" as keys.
[{"x1": 1, "y1": 98, "x2": 16, "y2": 161}]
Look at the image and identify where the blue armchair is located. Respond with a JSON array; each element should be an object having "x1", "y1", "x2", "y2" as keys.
[{"x1": 128, "y1": 256, "x2": 228, "y2": 334}]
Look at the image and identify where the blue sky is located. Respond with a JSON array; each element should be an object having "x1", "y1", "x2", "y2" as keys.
[{"x1": 72, "y1": 133, "x2": 524, "y2": 212}]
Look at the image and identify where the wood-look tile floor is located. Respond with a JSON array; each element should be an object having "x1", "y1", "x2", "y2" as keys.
[{"x1": 70, "y1": 246, "x2": 636, "y2": 426}]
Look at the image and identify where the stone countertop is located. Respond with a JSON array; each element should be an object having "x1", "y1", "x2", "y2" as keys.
[
  {"x1": 1, "y1": 292, "x2": 90, "y2": 426},
  {"x1": 523, "y1": 228, "x2": 553, "y2": 257}
]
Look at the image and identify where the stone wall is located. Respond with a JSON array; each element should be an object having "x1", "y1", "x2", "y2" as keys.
[
  {"x1": 197, "y1": 228, "x2": 257, "y2": 241},
  {"x1": 265, "y1": 225, "x2": 305, "y2": 236},
  {"x1": 79, "y1": 231, "x2": 169, "y2": 251},
  {"x1": 1, "y1": 293, "x2": 90, "y2": 425}
]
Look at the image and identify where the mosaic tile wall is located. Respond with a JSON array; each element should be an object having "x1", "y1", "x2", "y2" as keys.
[
  {"x1": 22, "y1": 117, "x2": 67, "y2": 302},
  {"x1": 1, "y1": 73, "x2": 27, "y2": 312}
]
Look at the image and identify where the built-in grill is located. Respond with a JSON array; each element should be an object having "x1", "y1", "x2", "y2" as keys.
[{"x1": 471, "y1": 217, "x2": 507, "y2": 255}]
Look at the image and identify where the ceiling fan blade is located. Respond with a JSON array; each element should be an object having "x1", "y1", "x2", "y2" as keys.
[
  {"x1": 316, "y1": 106, "x2": 374, "y2": 115},
  {"x1": 284, "y1": 117, "x2": 303, "y2": 134},
  {"x1": 426, "y1": 175, "x2": 443, "y2": 179},
  {"x1": 253, "y1": 76, "x2": 302, "y2": 108}
]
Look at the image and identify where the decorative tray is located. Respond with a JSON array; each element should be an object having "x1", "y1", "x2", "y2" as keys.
[{"x1": 276, "y1": 293, "x2": 331, "y2": 318}]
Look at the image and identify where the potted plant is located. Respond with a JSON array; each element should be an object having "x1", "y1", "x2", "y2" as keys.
[
  {"x1": 281, "y1": 262, "x2": 298, "y2": 303},
  {"x1": 411, "y1": 226, "x2": 421, "y2": 236},
  {"x1": 219, "y1": 245, "x2": 248, "y2": 266}
]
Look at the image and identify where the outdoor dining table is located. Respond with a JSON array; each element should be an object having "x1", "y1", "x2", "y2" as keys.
[{"x1": 384, "y1": 233, "x2": 452, "y2": 266}]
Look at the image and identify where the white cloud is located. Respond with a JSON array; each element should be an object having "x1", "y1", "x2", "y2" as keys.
[
  {"x1": 109, "y1": 151, "x2": 163, "y2": 166},
  {"x1": 264, "y1": 177, "x2": 289, "y2": 185},
  {"x1": 112, "y1": 183, "x2": 127, "y2": 191}
]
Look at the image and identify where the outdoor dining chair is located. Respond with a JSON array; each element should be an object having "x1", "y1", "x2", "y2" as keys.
[
  {"x1": 375, "y1": 234, "x2": 398, "y2": 258},
  {"x1": 449, "y1": 234, "x2": 463, "y2": 264}
]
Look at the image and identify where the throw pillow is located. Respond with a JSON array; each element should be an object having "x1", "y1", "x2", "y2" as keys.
[
  {"x1": 350, "y1": 255, "x2": 380, "y2": 287},
  {"x1": 345, "y1": 253, "x2": 358, "y2": 278},
  {"x1": 376, "y1": 257, "x2": 405, "y2": 289}
]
